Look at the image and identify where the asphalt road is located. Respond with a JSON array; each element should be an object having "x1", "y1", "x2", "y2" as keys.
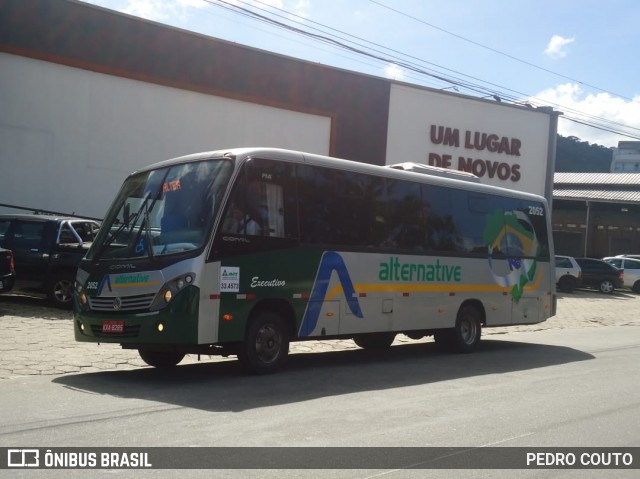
[
  {"x1": 0, "y1": 290, "x2": 639, "y2": 478},
  {"x1": 0, "y1": 288, "x2": 637, "y2": 379}
]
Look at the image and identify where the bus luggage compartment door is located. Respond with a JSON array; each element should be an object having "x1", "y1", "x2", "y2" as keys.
[
  {"x1": 305, "y1": 300, "x2": 340, "y2": 336},
  {"x1": 511, "y1": 297, "x2": 540, "y2": 324}
]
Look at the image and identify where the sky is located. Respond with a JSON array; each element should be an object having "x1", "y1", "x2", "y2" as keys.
[{"x1": 78, "y1": 0, "x2": 640, "y2": 148}]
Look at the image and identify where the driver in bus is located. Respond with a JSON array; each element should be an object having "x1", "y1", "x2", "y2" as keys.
[{"x1": 227, "y1": 203, "x2": 262, "y2": 235}]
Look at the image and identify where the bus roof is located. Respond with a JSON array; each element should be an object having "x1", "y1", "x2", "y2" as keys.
[
  {"x1": 134, "y1": 147, "x2": 546, "y2": 204},
  {"x1": 386, "y1": 162, "x2": 480, "y2": 182}
]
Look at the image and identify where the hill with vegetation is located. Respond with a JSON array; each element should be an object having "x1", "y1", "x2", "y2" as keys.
[{"x1": 555, "y1": 135, "x2": 613, "y2": 172}]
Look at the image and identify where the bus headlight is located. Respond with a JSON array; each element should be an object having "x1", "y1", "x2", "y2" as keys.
[
  {"x1": 149, "y1": 273, "x2": 196, "y2": 311},
  {"x1": 163, "y1": 289, "x2": 172, "y2": 303},
  {"x1": 75, "y1": 281, "x2": 90, "y2": 310}
]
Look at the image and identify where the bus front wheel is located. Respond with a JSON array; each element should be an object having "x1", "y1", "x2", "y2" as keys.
[
  {"x1": 239, "y1": 312, "x2": 289, "y2": 374},
  {"x1": 138, "y1": 349, "x2": 185, "y2": 369},
  {"x1": 434, "y1": 305, "x2": 482, "y2": 353}
]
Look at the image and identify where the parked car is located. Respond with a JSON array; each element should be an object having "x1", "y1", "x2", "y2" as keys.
[
  {"x1": 573, "y1": 257, "x2": 623, "y2": 294},
  {"x1": 555, "y1": 255, "x2": 582, "y2": 293},
  {"x1": 615, "y1": 254, "x2": 640, "y2": 260},
  {"x1": 0, "y1": 247, "x2": 15, "y2": 293},
  {"x1": 603, "y1": 256, "x2": 640, "y2": 293},
  {"x1": 0, "y1": 214, "x2": 100, "y2": 308}
]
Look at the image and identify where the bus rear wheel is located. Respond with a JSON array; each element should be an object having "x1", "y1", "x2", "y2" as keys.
[
  {"x1": 138, "y1": 349, "x2": 185, "y2": 369},
  {"x1": 434, "y1": 305, "x2": 482, "y2": 353},
  {"x1": 239, "y1": 312, "x2": 289, "y2": 374},
  {"x1": 353, "y1": 332, "x2": 396, "y2": 350}
]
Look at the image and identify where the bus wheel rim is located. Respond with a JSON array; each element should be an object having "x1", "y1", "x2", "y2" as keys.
[
  {"x1": 460, "y1": 317, "x2": 477, "y2": 344},
  {"x1": 255, "y1": 324, "x2": 281, "y2": 364}
]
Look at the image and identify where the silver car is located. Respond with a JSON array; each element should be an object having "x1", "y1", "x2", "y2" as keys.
[
  {"x1": 555, "y1": 255, "x2": 582, "y2": 293},
  {"x1": 616, "y1": 254, "x2": 640, "y2": 259},
  {"x1": 603, "y1": 256, "x2": 640, "y2": 293}
]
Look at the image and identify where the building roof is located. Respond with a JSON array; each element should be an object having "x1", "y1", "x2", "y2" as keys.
[{"x1": 553, "y1": 172, "x2": 640, "y2": 203}]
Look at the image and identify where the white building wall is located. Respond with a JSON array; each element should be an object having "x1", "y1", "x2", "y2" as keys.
[
  {"x1": 0, "y1": 53, "x2": 331, "y2": 219},
  {"x1": 611, "y1": 141, "x2": 640, "y2": 172},
  {"x1": 386, "y1": 84, "x2": 553, "y2": 197}
]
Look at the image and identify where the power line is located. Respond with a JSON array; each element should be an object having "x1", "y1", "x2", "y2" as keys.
[
  {"x1": 246, "y1": 0, "x2": 518, "y2": 96},
  {"x1": 369, "y1": 0, "x2": 638, "y2": 104},
  {"x1": 202, "y1": 0, "x2": 639, "y2": 142},
  {"x1": 207, "y1": 0, "x2": 516, "y2": 96}
]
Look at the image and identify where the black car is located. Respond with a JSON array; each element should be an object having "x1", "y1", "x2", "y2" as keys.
[
  {"x1": 0, "y1": 214, "x2": 100, "y2": 308},
  {"x1": 0, "y1": 247, "x2": 15, "y2": 293},
  {"x1": 574, "y1": 257, "x2": 623, "y2": 294}
]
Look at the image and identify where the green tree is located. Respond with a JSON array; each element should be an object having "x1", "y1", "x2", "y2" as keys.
[{"x1": 555, "y1": 135, "x2": 613, "y2": 172}]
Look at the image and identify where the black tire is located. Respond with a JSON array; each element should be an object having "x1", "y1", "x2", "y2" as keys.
[
  {"x1": 353, "y1": 332, "x2": 396, "y2": 350},
  {"x1": 239, "y1": 312, "x2": 289, "y2": 374},
  {"x1": 434, "y1": 305, "x2": 482, "y2": 353},
  {"x1": 138, "y1": 349, "x2": 185, "y2": 369},
  {"x1": 47, "y1": 271, "x2": 76, "y2": 309},
  {"x1": 633, "y1": 282, "x2": 640, "y2": 294},
  {"x1": 558, "y1": 276, "x2": 576, "y2": 293},
  {"x1": 599, "y1": 279, "x2": 615, "y2": 294}
]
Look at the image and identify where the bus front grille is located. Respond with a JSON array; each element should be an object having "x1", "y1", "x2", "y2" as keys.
[{"x1": 89, "y1": 293, "x2": 156, "y2": 312}]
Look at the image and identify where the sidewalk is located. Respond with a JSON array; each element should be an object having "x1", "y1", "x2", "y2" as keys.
[{"x1": 1, "y1": 290, "x2": 639, "y2": 379}]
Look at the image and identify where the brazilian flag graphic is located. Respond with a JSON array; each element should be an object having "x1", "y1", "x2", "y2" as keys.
[{"x1": 483, "y1": 208, "x2": 539, "y2": 302}]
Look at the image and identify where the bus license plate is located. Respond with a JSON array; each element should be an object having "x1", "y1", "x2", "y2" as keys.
[{"x1": 102, "y1": 320, "x2": 125, "y2": 334}]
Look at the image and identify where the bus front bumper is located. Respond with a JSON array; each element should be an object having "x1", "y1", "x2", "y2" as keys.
[{"x1": 73, "y1": 286, "x2": 200, "y2": 346}]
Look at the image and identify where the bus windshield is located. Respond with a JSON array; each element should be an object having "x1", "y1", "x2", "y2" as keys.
[{"x1": 87, "y1": 159, "x2": 233, "y2": 261}]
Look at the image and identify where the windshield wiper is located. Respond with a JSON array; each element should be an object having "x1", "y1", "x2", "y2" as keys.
[
  {"x1": 93, "y1": 192, "x2": 150, "y2": 261},
  {"x1": 93, "y1": 168, "x2": 171, "y2": 261}
]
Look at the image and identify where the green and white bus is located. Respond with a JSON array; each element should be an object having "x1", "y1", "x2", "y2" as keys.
[{"x1": 74, "y1": 147, "x2": 556, "y2": 373}]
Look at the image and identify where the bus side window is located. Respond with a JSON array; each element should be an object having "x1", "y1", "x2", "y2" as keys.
[
  {"x1": 260, "y1": 182, "x2": 285, "y2": 237},
  {"x1": 383, "y1": 179, "x2": 425, "y2": 250},
  {"x1": 510, "y1": 199, "x2": 550, "y2": 260},
  {"x1": 466, "y1": 195, "x2": 490, "y2": 255},
  {"x1": 298, "y1": 165, "x2": 374, "y2": 247},
  {"x1": 422, "y1": 184, "x2": 461, "y2": 253},
  {"x1": 221, "y1": 158, "x2": 294, "y2": 239},
  {"x1": 297, "y1": 164, "x2": 335, "y2": 244},
  {"x1": 222, "y1": 180, "x2": 264, "y2": 236}
]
